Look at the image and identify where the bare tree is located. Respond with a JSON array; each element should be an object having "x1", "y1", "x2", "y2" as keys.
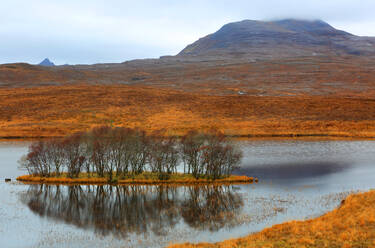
[
  {"x1": 109, "y1": 127, "x2": 133, "y2": 176},
  {"x1": 149, "y1": 135, "x2": 179, "y2": 179},
  {"x1": 24, "y1": 141, "x2": 50, "y2": 176},
  {"x1": 180, "y1": 130, "x2": 207, "y2": 178},
  {"x1": 45, "y1": 139, "x2": 65, "y2": 176},
  {"x1": 128, "y1": 129, "x2": 149, "y2": 175},
  {"x1": 90, "y1": 127, "x2": 111, "y2": 178},
  {"x1": 201, "y1": 131, "x2": 242, "y2": 179},
  {"x1": 61, "y1": 133, "x2": 86, "y2": 178}
]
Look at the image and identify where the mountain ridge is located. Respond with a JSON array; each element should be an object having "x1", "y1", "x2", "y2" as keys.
[{"x1": 177, "y1": 19, "x2": 375, "y2": 59}]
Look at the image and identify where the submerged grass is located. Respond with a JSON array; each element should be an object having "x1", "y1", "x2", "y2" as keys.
[
  {"x1": 16, "y1": 172, "x2": 256, "y2": 185},
  {"x1": 169, "y1": 190, "x2": 375, "y2": 248}
]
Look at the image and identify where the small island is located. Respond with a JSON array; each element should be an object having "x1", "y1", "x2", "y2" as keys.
[
  {"x1": 16, "y1": 173, "x2": 256, "y2": 185},
  {"x1": 17, "y1": 126, "x2": 257, "y2": 185}
]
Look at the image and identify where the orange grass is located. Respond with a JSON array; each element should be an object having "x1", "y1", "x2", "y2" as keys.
[
  {"x1": 2, "y1": 56, "x2": 375, "y2": 139},
  {"x1": 16, "y1": 173, "x2": 256, "y2": 185},
  {"x1": 169, "y1": 190, "x2": 375, "y2": 248},
  {"x1": 1, "y1": 85, "x2": 375, "y2": 139}
]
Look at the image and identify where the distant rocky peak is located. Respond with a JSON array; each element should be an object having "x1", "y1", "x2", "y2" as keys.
[
  {"x1": 178, "y1": 18, "x2": 357, "y2": 57},
  {"x1": 39, "y1": 58, "x2": 55, "y2": 67}
]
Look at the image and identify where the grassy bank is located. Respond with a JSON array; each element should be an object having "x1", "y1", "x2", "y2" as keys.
[
  {"x1": 16, "y1": 172, "x2": 256, "y2": 185},
  {"x1": 2, "y1": 85, "x2": 375, "y2": 139},
  {"x1": 169, "y1": 190, "x2": 375, "y2": 248}
]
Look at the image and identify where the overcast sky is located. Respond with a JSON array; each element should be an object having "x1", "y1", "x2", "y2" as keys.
[{"x1": 1, "y1": 0, "x2": 375, "y2": 65}]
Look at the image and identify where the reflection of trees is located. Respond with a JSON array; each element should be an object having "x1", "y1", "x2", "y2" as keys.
[
  {"x1": 181, "y1": 186, "x2": 243, "y2": 231},
  {"x1": 21, "y1": 185, "x2": 243, "y2": 238}
]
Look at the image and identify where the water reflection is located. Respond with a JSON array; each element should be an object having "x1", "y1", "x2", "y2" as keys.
[
  {"x1": 21, "y1": 185, "x2": 243, "y2": 238},
  {"x1": 237, "y1": 161, "x2": 350, "y2": 181}
]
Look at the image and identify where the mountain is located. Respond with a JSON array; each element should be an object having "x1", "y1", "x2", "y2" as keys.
[
  {"x1": 1, "y1": 19, "x2": 375, "y2": 93},
  {"x1": 177, "y1": 19, "x2": 375, "y2": 60},
  {"x1": 39, "y1": 58, "x2": 55, "y2": 67}
]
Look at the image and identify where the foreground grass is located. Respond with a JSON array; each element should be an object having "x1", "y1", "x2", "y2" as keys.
[
  {"x1": 17, "y1": 172, "x2": 256, "y2": 185},
  {"x1": 169, "y1": 190, "x2": 375, "y2": 248}
]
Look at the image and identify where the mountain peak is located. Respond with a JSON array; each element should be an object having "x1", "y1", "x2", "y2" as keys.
[
  {"x1": 177, "y1": 19, "x2": 361, "y2": 58},
  {"x1": 39, "y1": 58, "x2": 55, "y2": 67}
]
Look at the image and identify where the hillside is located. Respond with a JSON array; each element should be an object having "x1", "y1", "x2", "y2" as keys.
[
  {"x1": 1, "y1": 19, "x2": 375, "y2": 138},
  {"x1": 178, "y1": 19, "x2": 375, "y2": 60}
]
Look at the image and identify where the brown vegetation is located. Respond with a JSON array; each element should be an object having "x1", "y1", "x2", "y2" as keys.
[
  {"x1": 169, "y1": 190, "x2": 375, "y2": 248},
  {"x1": 1, "y1": 56, "x2": 375, "y2": 97},
  {"x1": 16, "y1": 173, "x2": 254, "y2": 185},
  {"x1": 1, "y1": 84, "x2": 375, "y2": 139},
  {"x1": 1, "y1": 55, "x2": 375, "y2": 138}
]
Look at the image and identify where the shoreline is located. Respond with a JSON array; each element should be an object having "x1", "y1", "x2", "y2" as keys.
[
  {"x1": 2, "y1": 133, "x2": 375, "y2": 141},
  {"x1": 16, "y1": 174, "x2": 257, "y2": 186},
  {"x1": 168, "y1": 190, "x2": 375, "y2": 248}
]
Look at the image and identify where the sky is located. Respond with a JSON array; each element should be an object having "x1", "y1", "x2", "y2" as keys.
[{"x1": 1, "y1": 0, "x2": 375, "y2": 65}]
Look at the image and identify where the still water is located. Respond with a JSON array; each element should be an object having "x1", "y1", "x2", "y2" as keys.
[{"x1": 1, "y1": 140, "x2": 375, "y2": 248}]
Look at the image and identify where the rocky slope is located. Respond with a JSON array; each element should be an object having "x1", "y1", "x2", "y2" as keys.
[{"x1": 177, "y1": 19, "x2": 375, "y2": 60}]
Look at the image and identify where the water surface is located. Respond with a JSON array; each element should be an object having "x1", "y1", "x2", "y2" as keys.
[{"x1": 1, "y1": 140, "x2": 375, "y2": 247}]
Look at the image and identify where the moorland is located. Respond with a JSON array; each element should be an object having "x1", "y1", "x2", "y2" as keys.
[
  {"x1": 1, "y1": 55, "x2": 375, "y2": 139},
  {"x1": 1, "y1": 20, "x2": 375, "y2": 139}
]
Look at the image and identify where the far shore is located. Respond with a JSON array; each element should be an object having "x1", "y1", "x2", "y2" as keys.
[
  {"x1": 16, "y1": 173, "x2": 257, "y2": 186},
  {"x1": 2, "y1": 133, "x2": 375, "y2": 142}
]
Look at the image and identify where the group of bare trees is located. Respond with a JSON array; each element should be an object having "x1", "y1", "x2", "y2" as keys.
[
  {"x1": 20, "y1": 126, "x2": 242, "y2": 180},
  {"x1": 180, "y1": 130, "x2": 242, "y2": 179}
]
